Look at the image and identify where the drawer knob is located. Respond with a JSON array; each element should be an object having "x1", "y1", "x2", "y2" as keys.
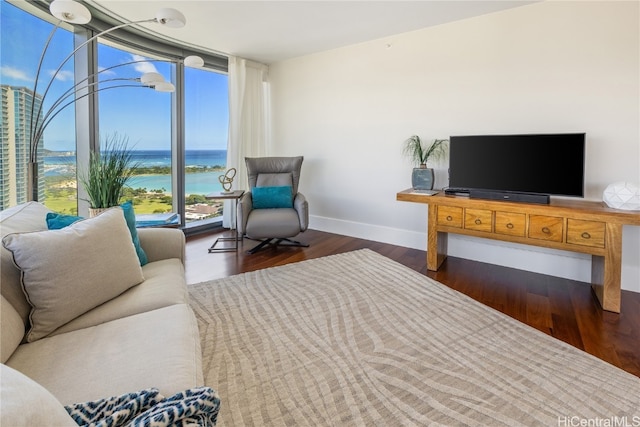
[
  {"x1": 581, "y1": 232, "x2": 591, "y2": 239},
  {"x1": 475, "y1": 219, "x2": 482, "y2": 225},
  {"x1": 506, "y1": 223, "x2": 514, "y2": 229},
  {"x1": 542, "y1": 227, "x2": 551, "y2": 234},
  {"x1": 446, "y1": 215, "x2": 453, "y2": 221}
]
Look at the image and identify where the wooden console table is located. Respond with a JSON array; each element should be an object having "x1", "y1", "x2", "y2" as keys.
[{"x1": 397, "y1": 189, "x2": 640, "y2": 313}]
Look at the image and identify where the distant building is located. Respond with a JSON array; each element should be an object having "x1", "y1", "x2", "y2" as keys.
[{"x1": 0, "y1": 85, "x2": 44, "y2": 209}]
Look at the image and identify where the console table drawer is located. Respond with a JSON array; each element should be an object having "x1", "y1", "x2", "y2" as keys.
[
  {"x1": 529, "y1": 215, "x2": 563, "y2": 242},
  {"x1": 567, "y1": 219, "x2": 605, "y2": 248},
  {"x1": 465, "y1": 209, "x2": 492, "y2": 232},
  {"x1": 437, "y1": 206, "x2": 463, "y2": 228},
  {"x1": 495, "y1": 211, "x2": 526, "y2": 237}
]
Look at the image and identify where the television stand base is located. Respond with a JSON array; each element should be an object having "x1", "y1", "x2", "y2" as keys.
[{"x1": 469, "y1": 190, "x2": 550, "y2": 205}]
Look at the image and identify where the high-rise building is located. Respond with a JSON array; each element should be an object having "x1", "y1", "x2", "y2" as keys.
[{"x1": 0, "y1": 85, "x2": 44, "y2": 209}]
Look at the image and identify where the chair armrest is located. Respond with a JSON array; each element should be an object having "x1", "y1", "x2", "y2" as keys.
[
  {"x1": 137, "y1": 227, "x2": 185, "y2": 264},
  {"x1": 294, "y1": 193, "x2": 309, "y2": 231},
  {"x1": 237, "y1": 192, "x2": 253, "y2": 235}
]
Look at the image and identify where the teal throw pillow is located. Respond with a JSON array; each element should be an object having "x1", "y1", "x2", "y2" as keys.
[
  {"x1": 46, "y1": 212, "x2": 83, "y2": 230},
  {"x1": 120, "y1": 201, "x2": 148, "y2": 266},
  {"x1": 252, "y1": 186, "x2": 294, "y2": 209}
]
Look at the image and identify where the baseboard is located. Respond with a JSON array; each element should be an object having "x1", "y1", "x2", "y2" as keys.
[
  {"x1": 309, "y1": 214, "x2": 591, "y2": 281},
  {"x1": 309, "y1": 215, "x2": 425, "y2": 250},
  {"x1": 309, "y1": 215, "x2": 640, "y2": 293}
]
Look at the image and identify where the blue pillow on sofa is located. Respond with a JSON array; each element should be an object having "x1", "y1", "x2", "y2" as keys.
[
  {"x1": 46, "y1": 212, "x2": 83, "y2": 229},
  {"x1": 252, "y1": 186, "x2": 293, "y2": 209},
  {"x1": 120, "y1": 201, "x2": 148, "y2": 266}
]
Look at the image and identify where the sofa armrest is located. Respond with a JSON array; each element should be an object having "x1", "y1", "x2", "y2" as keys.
[{"x1": 137, "y1": 228, "x2": 185, "y2": 264}]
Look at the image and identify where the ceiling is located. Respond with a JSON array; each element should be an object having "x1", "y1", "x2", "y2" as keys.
[{"x1": 86, "y1": 1, "x2": 538, "y2": 64}]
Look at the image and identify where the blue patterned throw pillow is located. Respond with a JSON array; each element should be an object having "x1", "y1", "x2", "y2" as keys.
[
  {"x1": 252, "y1": 186, "x2": 293, "y2": 209},
  {"x1": 65, "y1": 387, "x2": 221, "y2": 427}
]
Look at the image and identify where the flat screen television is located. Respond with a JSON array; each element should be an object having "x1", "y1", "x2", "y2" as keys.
[{"x1": 448, "y1": 133, "x2": 585, "y2": 204}]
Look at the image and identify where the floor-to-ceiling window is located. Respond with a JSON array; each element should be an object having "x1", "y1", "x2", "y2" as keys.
[
  {"x1": 1, "y1": 1, "x2": 229, "y2": 230},
  {"x1": 184, "y1": 67, "x2": 229, "y2": 224},
  {"x1": 97, "y1": 42, "x2": 174, "y2": 215},
  {"x1": 0, "y1": 1, "x2": 77, "y2": 212}
]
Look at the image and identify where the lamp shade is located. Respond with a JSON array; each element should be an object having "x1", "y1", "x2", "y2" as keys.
[
  {"x1": 184, "y1": 55, "x2": 205, "y2": 68},
  {"x1": 155, "y1": 8, "x2": 186, "y2": 28},
  {"x1": 153, "y1": 82, "x2": 175, "y2": 92},
  {"x1": 140, "y1": 72, "x2": 165, "y2": 85},
  {"x1": 49, "y1": 0, "x2": 92, "y2": 24}
]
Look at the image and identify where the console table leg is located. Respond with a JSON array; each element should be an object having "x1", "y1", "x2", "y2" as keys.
[
  {"x1": 591, "y1": 223, "x2": 623, "y2": 313},
  {"x1": 427, "y1": 205, "x2": 448, "y2": 271}
]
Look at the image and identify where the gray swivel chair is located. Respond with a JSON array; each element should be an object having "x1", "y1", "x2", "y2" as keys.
[{"x1": 238, "y1": 156, "x2": 309, "y2": 254}]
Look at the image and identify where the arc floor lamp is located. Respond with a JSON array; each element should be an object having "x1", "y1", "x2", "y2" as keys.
[{"x1": 27, "y1": 0, "x2": 203, "y2": 202}]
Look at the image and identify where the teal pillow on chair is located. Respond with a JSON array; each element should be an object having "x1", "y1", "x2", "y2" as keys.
[
  {"x1": 46, "y1": 213, "x2": 83, "y2": 230},
  {"x1": 120, "y1": 201, "x2": 148, "y2": 266},
  {"x1": 252, "y1": 186, "x2": 294, "y2": 209}
]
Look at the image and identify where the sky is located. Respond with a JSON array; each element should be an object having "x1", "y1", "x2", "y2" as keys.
[{"x1": 0, "y1": 0, "x2": 229, "y2": 151}]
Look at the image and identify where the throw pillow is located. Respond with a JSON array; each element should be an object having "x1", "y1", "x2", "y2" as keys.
[
  {"x1": 45, "y1": 203, "x2": 148, "y2": 266},
  {"x1": 252, "y1": 186, "x2": 294, "y2": 209},
  {"x1": 2, "y1": 208, "x2": 145, "y2": 342},
  {"x1": 46, "y1": 212, "x2": 83, "y2": 230},
  {"x1": 0, "y1": 364, "x2": 77, "y2": 427},
  {"x1": 120, "y1": 201, "x2": 148, "y2": 266}
]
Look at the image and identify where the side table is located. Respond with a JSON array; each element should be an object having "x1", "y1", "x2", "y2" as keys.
[{"x1": 206, "y1": 190, "x2": 245, "y2": 253}]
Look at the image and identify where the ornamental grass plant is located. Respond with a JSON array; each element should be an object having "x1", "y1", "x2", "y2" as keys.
[
  {"x1": 402, "y1": 135, "x2": 448, "y2": 168},
  {"x1": 79, "y1": 134, "x2": 139, "y2": 209}
]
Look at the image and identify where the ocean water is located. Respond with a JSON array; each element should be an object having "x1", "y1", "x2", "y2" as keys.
[{"x1": 45, "y1": 149, "x2": 228, "y2": 195}]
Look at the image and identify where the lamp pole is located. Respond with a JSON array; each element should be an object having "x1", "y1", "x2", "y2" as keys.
[{"x1": 26, "y1": 0, "x2": 190, "y2": 202}]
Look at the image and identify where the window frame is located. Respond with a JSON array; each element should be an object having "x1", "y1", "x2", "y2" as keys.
[{"x1": 11, "y1": 0, "x2": 229, "y2": 232}]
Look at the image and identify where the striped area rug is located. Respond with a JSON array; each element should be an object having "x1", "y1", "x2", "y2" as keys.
[{"x1": 188, "y1": 249, "x2": 639, "y2": 426}]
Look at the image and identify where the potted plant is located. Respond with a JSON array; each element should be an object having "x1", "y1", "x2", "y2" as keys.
[
  {"x1": 79, "y1": 134, "x2": 139, "y2": 217},
  {"x1": 402, "y1": 135, "x2": 448, "y2": 190}
]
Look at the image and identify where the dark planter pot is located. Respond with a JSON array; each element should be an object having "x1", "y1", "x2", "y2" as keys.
[{"x1": 412, "y1": 167, "x2": 435, "y2": 190}]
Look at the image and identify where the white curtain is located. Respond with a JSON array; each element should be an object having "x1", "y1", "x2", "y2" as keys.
[{"x1": 223, "y1": 56, "x2": 270, "y2": 228}]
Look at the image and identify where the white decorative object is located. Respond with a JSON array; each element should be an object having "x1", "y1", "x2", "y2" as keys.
[{"x1": 603, "y1": 182, "x2": 640, "y2": 210}]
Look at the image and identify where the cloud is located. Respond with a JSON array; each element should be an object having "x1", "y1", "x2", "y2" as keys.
[
  {"x1": 49, "y1": 69, "x2": 74, "y2": 82},
  {"x1": 98, "y1": 66, "x2": 116, "y2": 76},
  {"x1": 1, "y1": 66, "x2": 32, "y2": 82},
  {"x1": 130, "y1": 54, "x2": 159, "y2": 74}
]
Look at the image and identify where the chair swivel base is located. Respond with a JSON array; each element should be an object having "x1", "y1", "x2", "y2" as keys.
[{"x1": 246, "y1": 237, "x2": 309, "y2": 254}]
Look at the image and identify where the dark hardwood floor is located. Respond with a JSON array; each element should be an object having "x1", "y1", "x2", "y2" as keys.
[{"x1": 185, "y1": 228, "x2": 640, "y2": 378}]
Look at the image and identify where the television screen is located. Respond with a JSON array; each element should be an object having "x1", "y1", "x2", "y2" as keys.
[{"x1": 448, "y1": 133, "x2": 585, "y2": 198}]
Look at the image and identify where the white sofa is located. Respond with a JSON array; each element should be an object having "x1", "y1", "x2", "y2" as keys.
[{"x1": 1, "y1": 202, "x2": 203, "y2": 425}]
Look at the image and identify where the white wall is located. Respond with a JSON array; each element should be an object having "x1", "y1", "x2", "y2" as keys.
[{"x1": 269, "y1": 1, "x2": 640, "y2": 292}]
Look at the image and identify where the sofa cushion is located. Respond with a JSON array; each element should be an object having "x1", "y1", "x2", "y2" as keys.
[
  {"x1": 2, "y1": 208, "x2": 144, "y2": 342},
  {"x1": 0, "y1": 364, "x2": 77, "y2": 427},
  {"x1": 51, "y1": 258, "x2": 187, "y2": 336},
  {"x1": 1, "y1": 295, "x2": 24, "y2": 363},
  {"x1": 6, "y1": 304, "x2": 203, "y2": 406},
  {"x1": 0, "y1": 202, "x2": 51, "y2": 327}
]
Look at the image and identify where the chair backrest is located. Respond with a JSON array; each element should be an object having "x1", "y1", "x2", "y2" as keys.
[{"x1": 245, "y1": 156, "x2": 304, "y2": 195}]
